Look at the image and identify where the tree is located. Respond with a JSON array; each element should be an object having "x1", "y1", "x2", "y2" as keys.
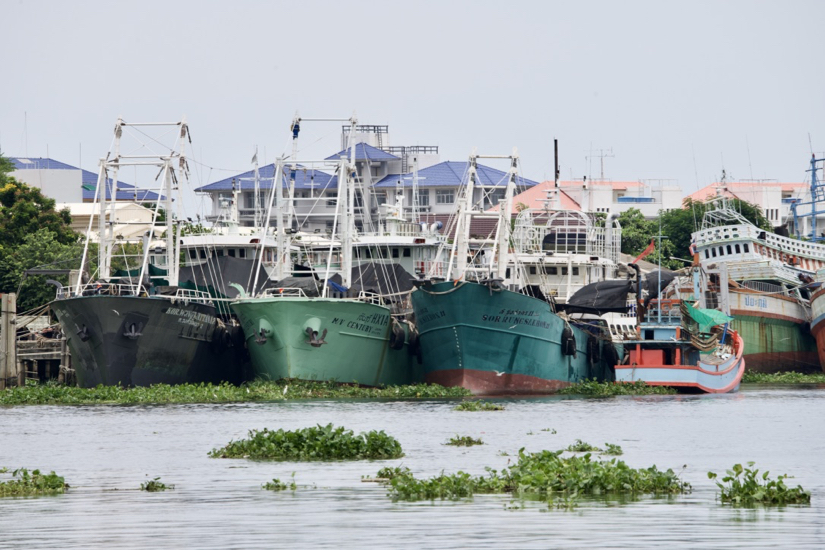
[
  {"x1": 0, "y1": 179, "x2": 78, "y2": 252},
  {"x1": 0, "y1": 228, "x2": 85, "y2": 311}
]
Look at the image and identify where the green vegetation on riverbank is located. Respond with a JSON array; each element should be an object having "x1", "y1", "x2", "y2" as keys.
[
  {"x1": 209, "y1": 424, "x2": 404, "y2": 461},
  {"x1": 741, "y1": 371, "x2": 825, "y2": 384},
  {"x1": 0, "y1": 468, "x2": 68, "y2": 497},
  {"x1": 558, "y1": 379, "x2": 677, "y2": 396},
  {"x1": 0, "y1": 380, "x2": 471, "y2": 406}
]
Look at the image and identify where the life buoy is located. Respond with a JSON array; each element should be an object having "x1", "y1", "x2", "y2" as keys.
[{"x1": 389, "y1": 319, "x2": 406, "y2": 350}]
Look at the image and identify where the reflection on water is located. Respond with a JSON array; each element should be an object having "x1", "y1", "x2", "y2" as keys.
[{"x1": 1, "y1": 386, "x2": 824, "y2": 549}]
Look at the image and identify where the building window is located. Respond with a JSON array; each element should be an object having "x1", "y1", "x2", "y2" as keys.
[
  {"x1": 436, "y1": 189, "x2": 455, "y2": 204},
  {"x1": 376, "y1": 193, "x2": 388, "y2": 206},
  {"x1": 418, "y1": 189, "x2": 430, "y2": 207},
  {"x1": 487, "y1": 189, "x2": 506, "y2": 208}
]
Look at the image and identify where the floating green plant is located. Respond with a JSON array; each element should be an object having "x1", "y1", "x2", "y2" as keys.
[
  {"x1": 263, "y1": 473, "x2": 297, "y2": 492},
  {"x1": 453, "y1": 401, "x2": 505, "y2": 411},
  {"x1": 558, "y1": 379, "x2": 676, "y2": 397},
  {"x1": 140, "y1": 477, "x2": 173, "y2": 492},
  {"x1": 565, "y1": 439, "x2": 601, "y2": 453},
  {"x1": 209, "y1": 424, "x2": 404, "y2": 461},
  {"x1": 540, "y1": 428, "x2": 557, "y2": 434},
  {"x1": 0, "y1": 468, "x2": 68, "y2": 497},
  {"x1": 362, "y1": 466, "x2": 413, "y2": 482},
  {"x1": 602, "y1": 443, "x2": 624, "y2": 456},
  {"x1": 741, "y1": 371, "x2": 825, "y2": 384},
  {"x1": 708, "y1": 462, "x2": 811, "y2": 506},
  {"x1": 0, "y1": 380, "x2": 471, "y2": 406},
  {"x1": 384, "y1": 448, "x2": 690, "y2": 503},
  {"x1": 446, "y1": 435, "x2": 484, "y2": 447}
]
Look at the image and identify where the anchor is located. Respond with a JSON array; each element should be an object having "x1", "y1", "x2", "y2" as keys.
[
  {"x1": 76, "y1": 324, "x2": 91, "y2": 342},
  {"x1": 255, "y1": 328, "x2": 269, "y2": 345},
  {"x1": 479, "y1": 277, "x2": 504, "y2": 295},
  {"x1": 305, "y1": 327, "x2": 328, "y2": 348},
  {"x1": 123, "y1": 322, "x2": 143, "y2": 340}
]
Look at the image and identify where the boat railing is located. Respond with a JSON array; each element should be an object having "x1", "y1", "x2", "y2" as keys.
[
  {"x1": 740, "y1": 280, "x2": 784, "y2": 295},
  {"x1": 641, "y1": 299, "x2": 682, "y2": 325},
  {"x1": 65, "y1": 282, "x2": 146, "y2": 299},
  {"x1": 169, "y1": 288, "x2": 213, "y2": 305},
  {"x1": 260, "y1": 287, "x2": 309, "y2": 298}
]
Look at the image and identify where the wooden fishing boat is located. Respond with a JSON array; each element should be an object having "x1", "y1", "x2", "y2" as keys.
[{"x1": 615, "y1": 297, "x2": 745, "y2": 393}]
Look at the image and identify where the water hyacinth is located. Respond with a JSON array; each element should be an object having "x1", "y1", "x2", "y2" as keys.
[
  {"x1": 0, "y1": 380, "x2": 471, "y2": 406},
  {"x1": 446, "y1": 435, "x2": 484, "y2": 447},
  {"x1": 384, "y1": 448, "x2": 690, "y2": 503},
  {"x1": 0, "y1": 468, "x2": 68, "y2": 497},
  {"x1": 453, "y1": 401, "x2": 505, "y2": 411},
  {"x1": 140, "y1": 477, "x2": 174, "y2": 492},
  {"x1": 708, "y1": 462, "x2": 811, "y2": 506},
  {"x1": 209, "y1": 424, "x2": 404, "y2": 461},
  {"x1": 558, "y1": 379, "x2": 676, "y2": 396},
  {"x1": 741, "y1": 371, "x2": 825, "y2": 384}
]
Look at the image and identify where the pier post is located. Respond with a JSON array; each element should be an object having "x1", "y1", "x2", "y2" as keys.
[{"x1": 0, "y1": 293, "x2": 18, "y2": 390}]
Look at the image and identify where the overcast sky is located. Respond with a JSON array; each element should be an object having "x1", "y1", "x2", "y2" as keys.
[{"x1": 2, "y1": 0, "x2": 824, "y2": 217}]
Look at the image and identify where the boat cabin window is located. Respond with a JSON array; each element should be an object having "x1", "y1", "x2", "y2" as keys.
[
  {"x1": 711, "y1": 248, "x2": 717, "y2": 257},
  {"x1": 229, "y1": 249, "x2": 236, "y2": 257},
  {"x1": 217, "y1": 249, "x2": 224, "y2": 256},
  {"x1": 573, "y1": 267, "x2": 579, "y2": 276},
  {"x1": 744, "y1": 243, "x2": 750, "y2": 253},
  {"x1": 392, "y1": 248, "x2": 399, "y2": 259},
  {"x1": 239, "y1": 248, "x2": 246, "y2": 259},
  {"x1": 727, "y1": 245, "x2": 732, "y2": 255},
  {"x1": 403, "y1": 248, "x2": 411, "y2": 257},
  {"x1": 189, "y1": 250, "x2": 197, "y2": 259},
  {"x1": 529, "y1": 266, "x2": 537, "y2": 275},
  {"x1": 549, "y1": 267, "x2": 558, "y2": 275},
  {"x1": 562, "y1": 267, "x2": 568, "y2": 275},
  {"x1": 704, "y1": 249, "x2": 709, "y2": 259},
  {"x1": 735, "y1": 244, "x2": 741, "y2": 254},
  {"x1": 505, "y1": 268, "x2": 511, "y2": 278}
]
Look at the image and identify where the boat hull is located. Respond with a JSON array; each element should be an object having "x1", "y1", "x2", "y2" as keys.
[
  {"x1": 411, "y1": 281, "x2": 615, "y2": 396},
  {"x1": 51, "y1": 295, "x2": 245, "y2": 387},
  {"x1": 729, "y1": 290, "x2": 818, "y2": 373},
  {"x1": 230, "y1": 297, "x2": 419, "y2": 386},
  {"x1": 615, "y1": 331, "x2": 746, "y2": 393},
  {"x1": 807, "y1": 287, "x2": 825, "y2": 374}
]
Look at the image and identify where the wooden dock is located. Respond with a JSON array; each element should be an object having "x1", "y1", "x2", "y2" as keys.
[{"x1": 1, "y1": 293, "x2": 73, "y2": 389}]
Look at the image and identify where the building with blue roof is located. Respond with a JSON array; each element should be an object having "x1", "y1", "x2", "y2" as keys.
[
  {"x1": 9, "y1": 157, "x2": 163, "y2": 203},
  {"x1": 195, "y1": 124, "x2": 537, "y2": 233}
]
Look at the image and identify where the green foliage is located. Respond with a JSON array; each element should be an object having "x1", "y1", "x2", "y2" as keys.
[
  {"x1": 386, "y1": 448, "x2": 690, "y2": 503},
  {"x1": 0, "y1": 177, "x2": 78, "y2": 251},
  {"x1": 209, "y1": 424, "x2": 404, "y2": 461},
  {"x1": 0, "y1": 468, "x2": 68, "y2": 497},
  {"x1": 140, "y1": 477, "x2": 173, "y2": 492},
  {"x1": 446, "y1": 435, "x2": 484, "y2": 447},
  {"x1": 453, "y1": 400, "x2": 505, "y2": 411},
  {"x1": 558, "y1": 379, "x2": 676, "y2": 396},
  {"x1": 708, "y1": 462, "x2": 810, "y2": 506},
  {"x1": 263, "y1": 473, "x2": 297, "y2": 491},
  {"x1": 565, "y1": 439, "x2": 601, "y2": 452},
  {"x1": 602, "y1": 443, "x2": 624, "y2": 456},
  {"x1": 541, "y1": 428, "x2": 557, "y2": 434},
  {"x1": 0, "y1": 227, "x2": 85, "y2": 310},
  {"x1": 0, "y1": 380, "x2": 470, "y2": 406},
  {"x1": 741, "y1": 371, "x2": 825, "y2": 384}
]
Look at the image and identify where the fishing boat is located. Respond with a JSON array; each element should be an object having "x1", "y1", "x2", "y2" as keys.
[
  {"x1": 692, "y1": 194, "x2": 821, "y2": 373},
  {"x1": 230, "y1": 115, "x2": 429, "y2": 386},
  {"x1": 614, "y1": 269, "x2": 746, "y2": 393},
  {"x1": 412, "y1": 146, "x2": 622, "y2": 395},
  {"x1": 50, "y1": 119, "x2": 246, "y2": 387}
]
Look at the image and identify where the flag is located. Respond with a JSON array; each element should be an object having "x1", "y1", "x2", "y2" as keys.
[{"x1": 632, "y1": 239, "x2": 655, "y2": 264}]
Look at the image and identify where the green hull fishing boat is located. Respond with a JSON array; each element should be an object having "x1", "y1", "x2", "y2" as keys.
[
  {"x1": 412, "y1": 280, "x2": 614, "y2": 394},
  {"x1": 231, "y1": 296, "x2": 418, "y2": 386}
]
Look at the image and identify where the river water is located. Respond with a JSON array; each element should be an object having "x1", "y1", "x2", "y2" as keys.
[{"x1": 1, "y1": 385, "x2": 823, "y2": 549}]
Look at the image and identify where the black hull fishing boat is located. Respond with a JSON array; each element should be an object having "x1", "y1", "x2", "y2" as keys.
[{"x1": 51, "y1": 118, "x2": 247, "y2": 387}]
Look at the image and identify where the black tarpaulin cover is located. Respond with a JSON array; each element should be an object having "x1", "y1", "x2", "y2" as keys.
[
  {"x1": 178, "y1": 256, "x2": 274, "y2": 299},
  {"x1": 643, "y1": 269, "x2": 677, "y2": 307},
  {"x1": 563, "y1": 279, "x2": 634, "y2": 315},
  {"x1": 349, "y1": 262, "x2": 416, "y2": 295}
]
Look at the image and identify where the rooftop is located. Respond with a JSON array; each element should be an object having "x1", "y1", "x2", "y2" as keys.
[
  {"x1": 373, "y1": 161, "x2": 540, "y2": 189},
  {"x1": 488, "y1": 180, "x2": 581, "y2": 213},
  {"x1": 325, "y1": 142, "x2": 399, "y2": 161},
  {"x1": 195, "y1": 164, "x2": 337, "y2": 192}
]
